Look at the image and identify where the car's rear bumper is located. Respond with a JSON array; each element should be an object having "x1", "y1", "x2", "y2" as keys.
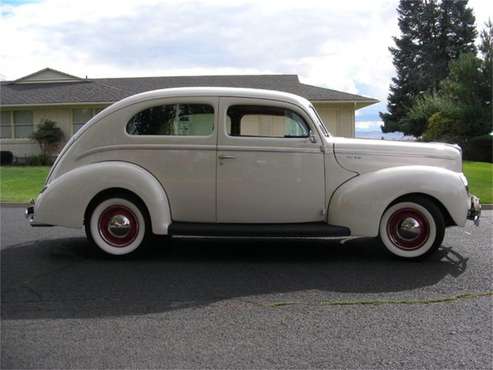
[
  {"x1": 467, "y1": 194, "x2": 481, "y2": 226},
  {"x1": 25, "y1": 203, "x2": 52, "y2": 227},
  {"x1": 25, "y1": 205, "x2": 34, "y2": 221}
]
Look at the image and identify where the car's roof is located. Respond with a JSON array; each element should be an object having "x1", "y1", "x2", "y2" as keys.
[{"x1": 107, "y1": 87, "x2": 313, "y2": 113}]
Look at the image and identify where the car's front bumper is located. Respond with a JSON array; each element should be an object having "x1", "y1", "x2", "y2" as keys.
[{"x1": 467, "y1": 195, "x2": 481, "y2": 226}]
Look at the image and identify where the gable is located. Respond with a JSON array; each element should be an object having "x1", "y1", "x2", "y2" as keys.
[{"x1": 14, "y1": 68, "x2": 83, "y2": 84}]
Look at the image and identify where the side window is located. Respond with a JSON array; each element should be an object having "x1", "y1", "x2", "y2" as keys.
[
  {"x1": 226, "y1": 105, "x2": 309, "y2": 138},
  {"x1": 73, "y1": 108, "x2": 94, "y2": 134},
  {"x1": 0, "y1": 111, "x2": 12, "y2": 138},
  {"x1": 127, "y1": 103, "x2": 214, "y2": 136},
  {"x1": 13, "y1": 111, "x2": 33, "y2": 138},
  {"x1": 72, "y1": 107, "x2": 106, "y2": 134}
]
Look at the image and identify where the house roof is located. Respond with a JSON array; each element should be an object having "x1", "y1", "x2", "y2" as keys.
[{"x1": 0, "y1": 68, "x2": 378, "y2": 107}]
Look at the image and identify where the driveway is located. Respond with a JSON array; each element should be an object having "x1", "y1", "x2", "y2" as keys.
[{"x1": 1, "y1": 206, "x2": 492, "y2": 369}]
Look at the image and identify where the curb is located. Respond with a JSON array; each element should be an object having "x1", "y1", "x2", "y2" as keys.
[{"x1": 2, "y1": 202, "x2": 493, "y2": 209}]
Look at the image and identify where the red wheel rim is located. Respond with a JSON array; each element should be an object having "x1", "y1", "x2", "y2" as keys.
[
  {"x1": 386, "y1": 207, "x2": 430, "y2": 251},
  {"x1": 98, "y1": 205, "x2": 139, "y2": 247}
]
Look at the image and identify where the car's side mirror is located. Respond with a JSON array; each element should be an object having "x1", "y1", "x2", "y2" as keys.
[{"x1": 309, "y1": 130, "x2": 317, "y2": 143}]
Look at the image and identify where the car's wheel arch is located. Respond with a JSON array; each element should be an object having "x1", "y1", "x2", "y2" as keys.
[
  {"x1": 33, "y1": 161, "x2": 172, "y2": 234},
  {"x1": 84, "y1": 188, "x2": 150, "y2": 226},
  {"x1": 386, "y1": 192, "x2": 455, "y2": 227},
  {"x1": 327, "y1": 166, "x2": 468, "y2": 237}
]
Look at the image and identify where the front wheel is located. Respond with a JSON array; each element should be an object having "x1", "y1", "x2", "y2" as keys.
[
  {"x1": 379, "y1": 197, "x2": 445, "y2": 260},
  {"x1": 85, "y1": 196, "x2": 149, "y2": 255}
]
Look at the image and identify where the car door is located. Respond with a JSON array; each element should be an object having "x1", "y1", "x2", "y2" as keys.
[{"x1": 217, "y1": 97, "x2": 326, "y2": 223}]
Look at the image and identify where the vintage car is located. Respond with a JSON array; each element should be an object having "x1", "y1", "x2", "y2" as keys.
[{"x1": 26, "y1": 87, "x2": 481, "y2": 259}]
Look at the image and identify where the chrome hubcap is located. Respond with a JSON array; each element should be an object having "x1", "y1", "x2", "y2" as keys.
[
  {"x1": 397, "y1": 217, "x2": 422, "y2": 240},
  {"x1": 387, "y1": 207, "x2": 430, "y2": 251},
  {"x1": 107, "y1": 214, "x2": 131, "y2": 238}
]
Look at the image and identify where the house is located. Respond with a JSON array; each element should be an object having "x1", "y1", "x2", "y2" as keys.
[{"x1": 0, "y1": 68, "x2": 378, "y2": 158}]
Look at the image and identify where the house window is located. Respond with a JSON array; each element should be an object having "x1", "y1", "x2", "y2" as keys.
[
  {"x1": 0, "y1": 111, "x2": 12, "y2": 139},
  {"x1": 72, "y1": 108, "x2": 95, "y2": 134},
  {"x1": 126, "y1": 104, "x2": 214, "y2": 136},
  {"x1": 13, "y1": 111, "x2": 33, "y2": 138}
]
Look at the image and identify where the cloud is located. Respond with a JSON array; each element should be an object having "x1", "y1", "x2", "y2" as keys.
[
  {"x1": 0, "y1": 1, "x2": 397, "y2": 90},
  {"x1": 1, "y1": 0, "x2": 491, "y2": 124},
  {"x1": 356, "y1": 120, "x2": 384, "y2": 132}
]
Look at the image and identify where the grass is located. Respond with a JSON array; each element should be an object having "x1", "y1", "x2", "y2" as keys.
[
  {"x1": 266, "y1": 291, "x2": 493, "y2": 308},
  {"x1": 0, "y1": 166, "x2": 49, "y2": 203},
  {"x1": 463, "y1": 161, "x2": 493, "y2": 204},
  {"x1": 0, "y1": 161, "x2": 491, "y2": 203}
]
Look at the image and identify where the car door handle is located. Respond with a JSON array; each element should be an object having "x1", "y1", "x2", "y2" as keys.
[{"x1": 218, "y1": 154, "x2": 236, "y2": 160}]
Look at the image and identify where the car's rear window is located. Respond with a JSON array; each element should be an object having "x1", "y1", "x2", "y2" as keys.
[{"x1": 127, "y1": 103, "x2": 214, "y2": 136}]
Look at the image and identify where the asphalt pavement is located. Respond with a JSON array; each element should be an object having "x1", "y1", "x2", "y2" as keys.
[{"x1": 1, "y1": 206, "x2": 492, "y2": 369}]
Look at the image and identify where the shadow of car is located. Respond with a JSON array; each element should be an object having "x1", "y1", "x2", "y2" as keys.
[{"x1": 1, "y1": 236, "x2": 468, "y2": 320}]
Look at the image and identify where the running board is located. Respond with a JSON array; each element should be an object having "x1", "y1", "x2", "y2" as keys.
[{"x1": 168, "y1": 222, "x2": 350, "y2": 237}]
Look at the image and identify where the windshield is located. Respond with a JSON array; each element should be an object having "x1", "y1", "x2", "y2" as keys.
[{"x1": 309, "y1": 105, "x2": 330, "y2": 137}]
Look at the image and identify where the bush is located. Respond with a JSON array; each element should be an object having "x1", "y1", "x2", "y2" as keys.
[
  {"x1": 422, "y1": 112, "x2": 459, "y2": 143},
  {"x1": 23, "y1": 154, "x2": 54, "y2": 166},
  {"x1": 462, "y1": 135, "x2": 493, "y2": 163},
  {"x1": 0, "y1": 151, "x2": 14, "y2": 166},
  {"x1": 31, "y1": 119, "x2": 64, "y2": 157}
]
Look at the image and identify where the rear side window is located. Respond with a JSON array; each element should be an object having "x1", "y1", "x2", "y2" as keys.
[
  {"x1": 226, "y1": 105, "x2": 309, "y2": 138},
  {"x1": 127, "y1": 103, "x2": 214, "y2": 136}
]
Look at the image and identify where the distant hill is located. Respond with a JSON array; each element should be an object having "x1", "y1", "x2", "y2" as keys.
[{"x1": 355, "y1": 130, "x2": 416, "y2": 141}]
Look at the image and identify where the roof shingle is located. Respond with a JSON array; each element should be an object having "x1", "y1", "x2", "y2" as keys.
[{"x1": 0, "y1": 74, "x2": 377, "y2": 106}]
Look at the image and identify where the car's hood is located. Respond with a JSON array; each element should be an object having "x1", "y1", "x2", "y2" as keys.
[{"x1": 329, "y1": 137, "x2": 462, "y2": 173}]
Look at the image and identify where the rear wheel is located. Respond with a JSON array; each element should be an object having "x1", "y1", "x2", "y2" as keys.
[
  {"x1": 85, "y1": 195, "x2": 149, "y2": 255},
  {"x1": 379, "y1": 196, "x2": 445, "y2": 260}
]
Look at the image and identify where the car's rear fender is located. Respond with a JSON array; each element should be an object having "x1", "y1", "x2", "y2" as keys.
[{"x1": 33, "y1": 161, "x2": 172, "y2": 234}]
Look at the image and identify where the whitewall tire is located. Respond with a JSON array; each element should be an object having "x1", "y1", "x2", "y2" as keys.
[
  {"x1": 86, "y1": 197, "x2": 148, "y2": 255},
  {"x1": 379, "y1": 197, "x2": 445, "y2": 260}
]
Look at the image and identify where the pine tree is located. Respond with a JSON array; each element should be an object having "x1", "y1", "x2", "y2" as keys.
[
  {"x1": 381, "y1": 0, "x2": 427, "y2": 133},
  {"x1": 381, "y1": 0, "x2": 477, "y2": 136},
  {"x1": 478, "y1": 20, "x2": 492, "y2": 134},
  {"x1": 435, "y1": 0, "x2": 477, "y2": 80}
]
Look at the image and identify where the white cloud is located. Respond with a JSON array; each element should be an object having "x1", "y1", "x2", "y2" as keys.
[
  {"x1": 1, "y1": 0, "x2": 490, "y2": 123},
  {"x1": 356, "y1": 120, "x2": 384, "y2": 132},
  {"x1": 0, "y1": 0, "x2": 397, "y2": 93}
]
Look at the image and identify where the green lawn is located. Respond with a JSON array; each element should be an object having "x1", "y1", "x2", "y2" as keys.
[
  {"x1": 463, "y1": 161, "x2": 493, "y2": 204},
  {"x1": 0, "y1": 166, "x2": 49, "y2": 203},
  {"x1": 0, "y1": 161, "x2": 491, "y2": 203}
]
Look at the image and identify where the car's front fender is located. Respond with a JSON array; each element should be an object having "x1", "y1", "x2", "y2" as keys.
[
  {"x1": 327, "y1": 165, "x2": 469, "y2": 237},
  {"x1": 33, "y1": 161, "x2": 172, "y2": 234}
]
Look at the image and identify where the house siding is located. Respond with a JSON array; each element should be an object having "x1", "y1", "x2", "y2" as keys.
[
  {"x1": 0, "y1": 105, "x2": 108, "y2": 158},
  {"x1": 313, "y1": 103, "x2": 355, "y2": 137}
]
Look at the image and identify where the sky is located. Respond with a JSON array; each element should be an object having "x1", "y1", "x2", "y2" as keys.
[{"x1": 1, "y1": 0, "x2": 491, "y2": 133}]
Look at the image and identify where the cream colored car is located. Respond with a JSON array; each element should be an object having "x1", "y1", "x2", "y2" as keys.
[{"x1": 26, "y1": 87, "x2": 481, "y2": 259}]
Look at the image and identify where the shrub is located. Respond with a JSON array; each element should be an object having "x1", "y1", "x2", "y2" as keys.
[
  {"x1": 31, "y1": 119, "x2": 64, "y2": 157},
  {"x1": 462, "y1": 135, "x2": 493, "y2": 163},
  {"x1": 0, "y1": 151, "x2": 14, "y2": 166},
  {"x1": 422, "y1": 112, "x2": 459, "y2": 143},
  {"x1": 23, "y1": 154, "x2": 54, "y2": 166}
]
